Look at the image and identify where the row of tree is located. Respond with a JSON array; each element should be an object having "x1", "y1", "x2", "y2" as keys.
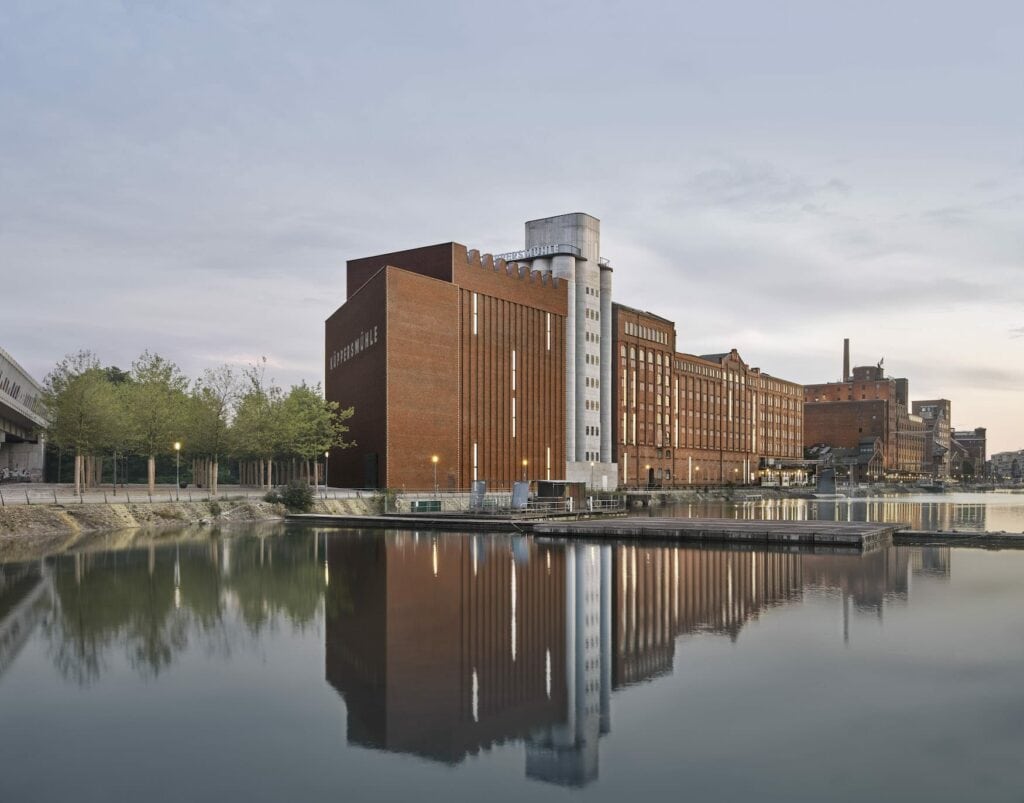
[{"x1": 43, "y1": 350, "x2": 353, "y2": 496}]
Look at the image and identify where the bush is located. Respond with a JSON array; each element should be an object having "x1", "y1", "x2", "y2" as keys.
[
  {"x1": 264, "y1": 480, "x2": 315, "y2": 513},
  {"x1": 207, "y1": 500, "x2": 222, "y2": 517}
]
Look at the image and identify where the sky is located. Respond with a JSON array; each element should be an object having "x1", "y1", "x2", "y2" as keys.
[{"x1": 1, "y1": 0, "x2": 1022, "y2": 451}]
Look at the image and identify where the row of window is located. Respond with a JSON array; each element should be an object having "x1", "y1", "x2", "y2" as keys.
[
  {"x1": 471, "y1": 443, "x2": 553, "y2": 482},
  {"x1": 471, "y1": 292, "x2": 553, "y2": 352},
  {"x1": 623, "y1": 321, "x2": 669, "y2": 345}
]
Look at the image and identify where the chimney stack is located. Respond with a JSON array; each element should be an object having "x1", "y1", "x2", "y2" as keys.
[{"x1": 843, "y1": 338, "x2": 850, "y2": 382}]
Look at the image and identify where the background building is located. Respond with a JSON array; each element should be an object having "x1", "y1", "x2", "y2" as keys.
[
  {"x1": 804, "y1": 340, "x2": 936, "y2": 479},
  {"x1": 990, "y1": 449, "x2": 1024, "y2": 481},
  {"x1": 912, "y1": 399, "x2": 952, "y2": 479},
  {"x1": 326, "y1": 242, "x2": 567, "y2": 490},
  {"x1": 951, "y1": 428, "x2": 987, "y2": 480},
  {"x1": 0, "y1": 347, "x2": 46, "y2": 483},
  {"x1": 612, "y1": 304, "x2": 804, "y2": 487}
]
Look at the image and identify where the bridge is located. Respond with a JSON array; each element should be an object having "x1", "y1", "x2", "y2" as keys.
[{"x1": 0, "y1": 347, "x2": 47, "y2": 482}]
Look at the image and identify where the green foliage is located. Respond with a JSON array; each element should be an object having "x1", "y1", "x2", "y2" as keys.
[
  {"x1": 207, "y1": 500, "x2": 222, "y2": 517},
  {"x1": 125, "y1": 351, "x2": 189, "y2": 459},
  {"x1": 42, "y1": 350, "x2": 356, "y2": 486},
  {"x1": 264, "y1": 480, "x2": 315, "y2": 513},
  {"x1": 44, "y1": 351, "x2": 120, "y2": 455}
]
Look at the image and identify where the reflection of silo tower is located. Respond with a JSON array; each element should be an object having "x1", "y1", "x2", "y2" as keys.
[
  {"x1": 526, "y1": 543, "x2": 611, "y2": 787},
  {"x1": 515, "y1": 214, "x2": 617, "y2": 488}
]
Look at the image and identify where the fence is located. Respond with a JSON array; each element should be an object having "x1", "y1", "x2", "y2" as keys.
[{"x1": 0, "y1": 484, "x2": 374, "y2": 507}]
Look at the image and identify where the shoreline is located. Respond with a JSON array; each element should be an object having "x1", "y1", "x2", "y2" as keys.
[{"x1": 0, "y1": 495, "x2": 380, "y2": 563}]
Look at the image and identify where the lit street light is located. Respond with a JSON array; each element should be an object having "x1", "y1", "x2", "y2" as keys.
[
  {"x1": 645, "y1": 464, "x2": 651, "y2": 490},
  {"x1": 324, "y1": 451, "x2": 330, "y2": 498},
  {"x1": 522, "y1": 458, "x2": 528, "y2": 482},
  {"x1": 590, "y1": 460, "x2": 595, "y2": 490},
  {"x1": 174, "y1": 441, "x2": 181, "y2": 500},
  {"x1": 432, "y1": 455, "x2": 439, "y2": 494}
]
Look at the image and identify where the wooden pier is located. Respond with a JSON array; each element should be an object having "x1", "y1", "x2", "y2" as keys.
[
  {"x1": 531, "y1": 517, "x2": 899, "y2": 551},
  {"x1": 289, "y1": 512, "x2": 899, "y2": 550}
]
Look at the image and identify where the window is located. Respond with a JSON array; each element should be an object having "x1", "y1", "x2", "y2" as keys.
[
  {"x1": 546, "y1": 312, "x2": 551, "y2": 350},
  {"x1": 472, "y1": 293, "x2": 478, "y2": 335}
]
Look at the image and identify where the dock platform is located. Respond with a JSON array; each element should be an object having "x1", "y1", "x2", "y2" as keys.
[
  {"x1": 289, "y1": 513, "x2": 899, "y2": 550},
  {"x1": 531, "y1": 517, "x2": 900, "y2": 551}
]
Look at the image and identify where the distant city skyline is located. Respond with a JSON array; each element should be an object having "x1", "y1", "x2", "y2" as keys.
[{"x1": 2, "y1": 1, "x2": 1021, "y2": 451}]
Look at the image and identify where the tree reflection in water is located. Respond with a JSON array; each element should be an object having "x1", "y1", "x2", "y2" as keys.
[{"x1": 38, "y1": 525, "x2": 331, "y2": 685}]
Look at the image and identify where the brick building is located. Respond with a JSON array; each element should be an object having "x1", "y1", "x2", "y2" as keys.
[
  {"x1": 952, "y1": 427, "x2": 987, "y2": 479},
  {"x1": 325, "y1": 242, "x2": 567, "y2": 490},
  {"x1": 803, "y1": 340, "x2": 932, "y2": 478},
  {"x1": 612, "y1": 304, "x2": 804, "y2": 487},
  {"x1": 913, "y1": 399, "x2": 952, "y2": 478}
]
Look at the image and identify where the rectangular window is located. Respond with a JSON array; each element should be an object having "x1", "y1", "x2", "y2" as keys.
[
  {"x1": 472, "y1": 293, "x2": 478, "y2": 336},
  {"x1": 512, "y1": 349, "x2": 516, "y2": 391},
  {"x1": 473, "y1": 442, "x2": 478, "y2": 482},
  {"x1": 511, "y1": 397, "x2": 516, "y2": 438},
  {"x1": 546, "y1": 446, "x2": 551, "y2": 480},
  {"x1": 546, "y1": 312, "x2": 551, "y2": 350}
]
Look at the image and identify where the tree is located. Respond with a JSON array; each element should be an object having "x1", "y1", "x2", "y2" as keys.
[
  {"x1": 185, "y1": 365, "x2": 239, "y2": 496},
  {"x1": 43, "y1": 351, "x2": 118, "y2": 495},
  {"x1": 278, "y1": 382, "x2": 354, "y2": 483},
  {"x1": 230, "y1": 359, "x2": 286, "y2": 489},
  {"x1": 125, "y1": 351, "x2": 189, "y2": 494}
]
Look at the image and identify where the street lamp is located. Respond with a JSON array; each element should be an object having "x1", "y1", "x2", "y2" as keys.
[
  {"x1": 590, "y1": 460, "x2": 595, "y2": 490},
  {"x1": 324, "y1": 451, "x2": 330, "y2": 498},
  {"x1": 695, "y1": 465, "x2": 700, "y2": 487},
  {"x1": 174, "y1": 442, "x2": 181, "y2": 500},
  {"x1": 522, "y1": 458, "x2": 528, "y2": 482},
  {"x1": 431, "y1": 454, "x2": 439, "y2": 494},
  {"x1": 645, "y1": 464, "x2": 651, "y2": 490}
]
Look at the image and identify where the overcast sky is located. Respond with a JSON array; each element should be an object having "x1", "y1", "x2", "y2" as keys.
[{"x1": 2, "y1": 1, "x2": 1022, "y2": 451}]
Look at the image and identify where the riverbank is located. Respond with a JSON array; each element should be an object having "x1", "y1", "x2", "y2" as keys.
[{"x1": 0, "y1": 495, "x2": 380, "y2": 562}]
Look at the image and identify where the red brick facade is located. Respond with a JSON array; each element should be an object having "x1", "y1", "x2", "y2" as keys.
[
  {"x1": 326, "y1": 244, "x2": 567, "y2": 490},
  {"x1": 803, "y1": 373, "x2": 931, "y2": 476},
  {"x1": 612, "y1": 304, "x2": 803, "y2": 487}
]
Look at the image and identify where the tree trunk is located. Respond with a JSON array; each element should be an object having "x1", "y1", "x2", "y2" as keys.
[
  {"x1": 148, "y1": 455, "x2": 156, "y2": 494},
  {"x1": 212, "y1": 459, "x2": 219, "y2": 496},
  {"x1": 74, "y1": 452, "x2": 82, "y2": 496}
]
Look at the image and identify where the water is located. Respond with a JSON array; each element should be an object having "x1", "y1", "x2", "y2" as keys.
[
  {"x1": 2, "y1": 523, "x2": 1024, "y2": 802},
  {"x1": 649, "y1": 491, "x2": 1024, "y2": 532}
]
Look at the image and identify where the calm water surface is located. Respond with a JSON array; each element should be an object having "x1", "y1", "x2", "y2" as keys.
[
  {"x1": 2, "y1": 523, "x2": 1023, "y2": 802},
  {"x1": 651, "y1": 491, "x2": 1024, "y2": 532}
]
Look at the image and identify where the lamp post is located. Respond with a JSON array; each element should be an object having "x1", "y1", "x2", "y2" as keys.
[
  {"x1": 324, "y1": 451, "x2": 329, "y2": 498},
  {"x1": 174, "y1": 442, "x2": 181, "y2": 500},
  {"x1": 695, "y1": 465, "x2": 700, "y2": 487},
  {"x1": 590, "y1": 460, "x2": 595, "y2": 490},
  {"x1": 522, "y1": 458, "x2": 528, "y2": 483},
  {"x1": 645, "y1": 464, "x2": 651, "y2": 490},
  {"x1": 431, "y1": 455, "x2": 439, "y2": 494}
]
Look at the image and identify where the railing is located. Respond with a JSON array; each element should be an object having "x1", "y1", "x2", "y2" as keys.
[{"x1": 0, "y1": 484, "x2": 375, "y2": 507}]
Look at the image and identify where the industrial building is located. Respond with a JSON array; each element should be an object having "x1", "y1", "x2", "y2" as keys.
[
  {"x1": 612, "y1": 304, "x2": 804, "y2": 488},
  {"x1": 325, "y1": 241, "x2": 567, "y2": 490}
]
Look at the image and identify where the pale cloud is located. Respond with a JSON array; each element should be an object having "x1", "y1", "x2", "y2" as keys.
[{"x1": 2, "y1": 0, "x2": 1023, "y2": 449}]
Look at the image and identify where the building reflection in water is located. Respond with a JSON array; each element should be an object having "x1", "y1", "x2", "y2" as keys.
[
  {"x1": 0, "y1": 529, "x2": 953, "y2": 789},
  {"x1": 664, "y1": 498, "x2": 992, "y2": 532},
  {"x1": 323, "y1": 533, "x2": 954, "y2": 787}
]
